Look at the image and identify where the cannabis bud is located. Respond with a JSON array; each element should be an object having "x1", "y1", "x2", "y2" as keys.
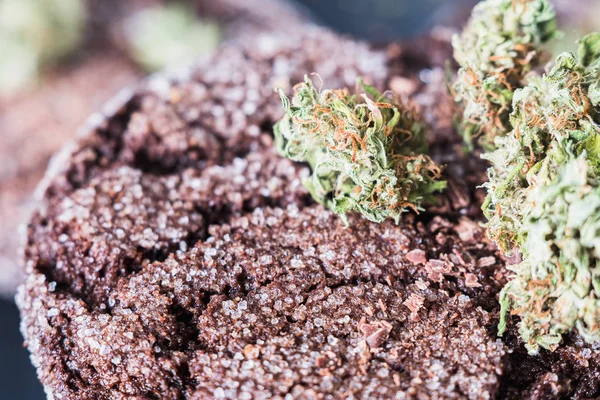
[
  {"x1": 499, "y1": 157, "x2": 600, "y2": 353},
  {"x1": 0, "y1": 0, "x2": 85, "y2": 95},
  {"x1": 495, "y1": 33, "x2": 600, "y2": 353},
  {"x1": 484, "y1": 33, "x2": 600, "y2": 254},
  {"x1": 454, "y1": 0, "x2": 600, "y2": 353},
  {"x1": 124, "y1": 3, "x2": 221, "y2": 72},
  {"x1": 274, "y1": 76, "x2": 445, "y2": 224},
  {"x1": 452, "y1": 0, "x2": 559, "y2": 149}
]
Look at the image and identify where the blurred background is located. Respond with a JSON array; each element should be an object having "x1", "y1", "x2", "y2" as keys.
[{"x1": 0, "y1": 0, "x2": 597, "y2": 398}]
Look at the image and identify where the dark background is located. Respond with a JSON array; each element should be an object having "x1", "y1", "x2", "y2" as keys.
[
  {"x1": 296, "y1": 0, "x2": 475, "y2": 42},
  {"x1": 0, "y1": 0, "x2": 476, "y2": 398}
]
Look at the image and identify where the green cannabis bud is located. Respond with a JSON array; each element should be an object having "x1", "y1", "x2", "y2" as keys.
[
  {"x1": 274, "y1": 76, "x2": 446, "y2": 224},
  {"x1": 484, "y1": 33, "x2": 600, "y2": 253},
  {"x1": 0, "y1": 0, "x2": 85, "y2": 95},
  {"x1": 454, "y1": 0, "x2": 600, "y2": 353},
  {"x1": 124, "y1": 3, "x2": 221, "y2": 72},
  {"x1": 488, "y1": 33, "x2": 600, "y2": 352},
  {"x1": 452, "y1": 0, "x2": 559, "y2": 149},
  {"x1": 499, "y1": 157, "x2": 600, "y2": 353}
]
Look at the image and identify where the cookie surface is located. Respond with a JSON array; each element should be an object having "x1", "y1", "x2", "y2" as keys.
[{"x1": 18, "y1": 27, "x2": 600, "y2": 400}]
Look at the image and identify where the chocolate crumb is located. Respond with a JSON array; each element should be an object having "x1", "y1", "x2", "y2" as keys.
[
  {"x1": 406, "y1": 249, "x2": 427, "y2": 265},
  {"x1": 359, "y1": 318, "x2": 393, "y2": 349}
]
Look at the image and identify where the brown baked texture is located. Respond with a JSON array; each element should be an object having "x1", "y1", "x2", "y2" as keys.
[{"x1": 16, "y1": 21, "x2": 600, "y2": 400}]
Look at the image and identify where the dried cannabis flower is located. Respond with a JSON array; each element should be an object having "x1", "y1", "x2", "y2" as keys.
[
  {"x1": 454, "y1": 0, "x2": 600, "y2": 352},
  {"x1": 124, "y1": 3, "x2": 221, "y2": 72},
  {"x1": 274, "y1": 76, "x2": 445, "y2": 224},
  {"x1": 495, "y1": 33, "x2": 600, "y2": 352},
  {"x1": 484, "y1": 33, "x2": 600, "y2": 253},
  {"x1": 452, "y1": 0, "x2": 559, "y2": 149},
  {"x1": 499, "y1": 157, "x2": 600, "y2": 353}
]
